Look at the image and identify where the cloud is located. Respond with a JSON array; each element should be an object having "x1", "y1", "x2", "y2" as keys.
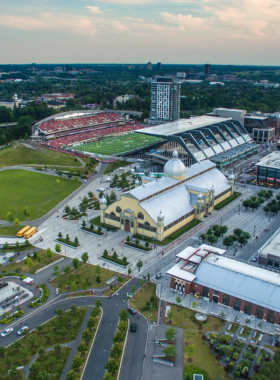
[
  {"x1": 0, "y1": 13, "x2": 96, "y2": 36},
  {"x1": 113, "y1": 21, "x2": 129, "y2": 31},
  {"x1": 85, "y1": 6, "x2": 103, "y2": 14},
  {"x1": 161, "y1": 11, "x2": 207, "y2": 30},
  {"x1": 125, "y1": 17, "x2": 143, "y2": 23}
]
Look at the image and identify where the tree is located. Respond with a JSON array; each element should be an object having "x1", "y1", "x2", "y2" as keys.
[
  {"x1": 26, "y1": 257, "x2": 34, "y2": 267},
  {"x1": 213, "y1": 229, "x2": 221, "y2": 239},
  {"x1": 238, "y1": 235, "x2": 247, "y2": 247},
  {"x1": 112, "y1": 251, "x2": 118, "y2": 260},
  {"x1": 176, "y1": 296, "x2": 182, "y2": 305},
  {"x1": 55, "y1": 308, "x2": 64, "y2": 317},
  {"x1": 72, "y1": 258, "x2": 80, "y2": 269},
  {"x1": 0, "y1": 345, "x2": 4, "y2": 356},
  {"x1": 87, "y1": 317, "x2": 95, "y2": 329},
  {"x1": 95, "y1": 265, "x2": 101, "y2": 277},
  {"x1": 81, "y1": 252, "x2": 89, "y2": 263},
  {"x1": 95, "y1": 298, "x2": 102, "y2": 308},
  {"x1": 13, "y1": 218, "x2": 20, "y2": 227},
  {"x1": 38, "y1": 347, "x2": 46, "y2": 356},
  {"x1": 74, "y1": 237, "x2": 79, "y2": 245},
  {"x1": 233, "y1": 228, "x2": 243, "y2": 236},
  {"x1": 82, "y1": 329, "x2": 93, "y2": 342},
  {"x1": 199, "y1": 233, "x2": 207, "y2": 243},
  {"x1": 223, "y1": 236, "x2": 233, "y2": 249},
  {"x1": 220, "y1": 225, "x2": 228, "y2": 236},
  {"x1": 66, "y1": 234, "x2": 70, "y2": 242},
  {"x1": 82, "y1": 279, "x2": 87, "y2": 290},
  {"x1": 7, "y1": 212, "x2": 13, "y2": 223},
  {"x1": 126, "y1": 235, "x2": 130, "y2": 242},
  {"x1": 29, "y1": 362, "x2": 39, "y2": 374},
  {"x1": 207, "y1": 234, "x2": 217, "y2": 245},
  {"x1": 163, "y1": 344, "x2": 177, "y2": 357},
  {"x1": 104, "y1": 358, "x2": 119, "y2": 374},
  {"x1": 36, "y1": 252, "x2": 42, "y2": 263},
  {"x1": 119, "y1": 309, "x2": 128, "y2": 321},
  {"x1": 72, "y1": 355, "x2": 83, "y2": 369},
  {"x1": 140, "y1": 278, "x2": 144, "y2": 287},
  {"x1": 77, "y1": 341, "x2": 88, "y2": 355},
  {"x1": 118, "y1": 275, "x2": 123, "y2": 283},
  {"x1": 64, "y1": 205, "x2": 71, "y2": 214},
  {"x1": 66, "y1": 371, "x2": 76, "y2": 380},
  {"x1": 82, "y1": 220, "x2": 86, "y2": 228},
  {"x1": 136, "y1": 260, "x2": 143, "y2": 272},
  {"x1": 71, "y1": 281, "x2": 77, "y2": 292},
  {"x1": 37, "y1": 370, "x2": 50, "y2": 380},
  {"x1": 54, "y1": 265, "x2": 60, "y2": 278},
  {"x1": 145, "y1": 241, "x2": 149, "y2": 248},
  {"x1": 55, "y1": 244, "x2": 61, "y2": 254},
  {"x1": 64, "y1": 265, "x2": 71, "y2": 275},
  {"x1": 132, "y1": 285, "x2": 136, "y2": 294},
  {"x1": 113, "y1": 330, "x2": 124, "y2": 343},
  {"x1": 128, "y1": 267, "x2": 132, "y2": 275},
  {"x1": 165, "y1": 327, "x2": 177, "y2": 341},
  {"x1": 47, "y1": 356, "x2": 55, "y2": 368},
  {"x1": 58, "y1": 232, "x2": 62, "y2": 238},
  {"x1": 243, "y1": 199, "x2": 251, "y2": 210},
  {"x1": 263, "y1": 205, "x2": 270, "y2": 215},
  {"x1": 46, "y1": 248, "x2": 53, "y2": 258},
  {"x1": 185, "y1": 344, "x2": 195, "y2": 357},
  {"x1": 111, "y1": 343, "x2": 122, "y2": 359}
]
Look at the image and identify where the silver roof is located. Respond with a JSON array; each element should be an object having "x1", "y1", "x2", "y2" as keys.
[
  {"x1": 140, "y1": 183, "x2": 194, "y2": 225},
  {"x1": 186, "y1": 168, "x2": 230, "y2": 196},
  {"x1": 194, "y1": 261, "x2": 280, "y2": 312},
  {"x1": 128, "y1": 176, "x2": 179, "y2": 200}
]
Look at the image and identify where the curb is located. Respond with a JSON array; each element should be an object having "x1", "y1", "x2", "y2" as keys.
[
  {"x1": 81, "y1": 307, "x2": 103, "y2": 380},
  {"x1": 35, "y1": 257, "x2": 64, "y2": 274},
  {"x1": 117, "y1": 318, "x2": 130, "y2": 380}
]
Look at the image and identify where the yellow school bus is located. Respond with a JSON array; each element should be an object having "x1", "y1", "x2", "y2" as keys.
[
  {"x1": 17, "y1": 226, "x2": 30, "y2": 238},
  {"x1": 23, "y1": 227, "x2": 37, "y2": 239}
]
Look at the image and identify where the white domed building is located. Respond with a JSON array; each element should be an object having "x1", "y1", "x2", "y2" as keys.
[{"x1": 101, "y1": 151, "x2": 234, "y2": 241}]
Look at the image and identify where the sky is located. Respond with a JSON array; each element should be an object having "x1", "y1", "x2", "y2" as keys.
[{"x1": 0, "y1": 0, "x2": 279, "y2": 65}]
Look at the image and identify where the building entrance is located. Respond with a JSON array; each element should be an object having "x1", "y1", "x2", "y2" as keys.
[{"x1": 125, "y1": 220, "x2": 130, "y2": 232}]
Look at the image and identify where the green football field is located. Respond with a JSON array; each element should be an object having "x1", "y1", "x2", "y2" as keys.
[{"x1": 70, "y1": 133, "x2": 160, "y2": 156}]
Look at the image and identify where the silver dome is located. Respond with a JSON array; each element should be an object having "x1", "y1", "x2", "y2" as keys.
[
  {"x1": 100, "y1": 196, "x2": 107, "y2": 204},
  {"x1": 164, "y1": 150, "x2": 186, "y2": 178}
]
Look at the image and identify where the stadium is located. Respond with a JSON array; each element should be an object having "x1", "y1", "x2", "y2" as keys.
[
  {"x1": 32, "y1": 110, "x2": 156, "y2": 157},
  {"x1": 33, "y1": 112, "x2": 258, "y2": 167},
  {"x1": 135, "y1": 116, "x2": 258, "y2": 168}
]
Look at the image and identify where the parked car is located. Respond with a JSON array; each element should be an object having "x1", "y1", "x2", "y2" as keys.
[
  {"x1": 252, "y1": 256, "x2": 258, "y2": 262},
  {"x1": 17, "y1": 326, "x2": 29, "y2": 336},
  {"x1": 1, "y1": 327, "x2": 13, "y2": 337},
  {"x1": 131, "y1": 323, "x2": 137, "y2": 332},
  {"x1": 194, "y1": 293, "x2": 202, "y2": 299},
  {"x1": 127, "y1": 306, "x2": 137, "y2": 315}
]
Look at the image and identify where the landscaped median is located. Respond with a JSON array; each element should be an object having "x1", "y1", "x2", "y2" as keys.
[
  {"x1": 125, "y1": 236, "x2": 152, "y2": 252},
  {"x1": 81, "y1": 224, "x2": 103, "y2": 236},
  {"x1": 102, "y1": 309, "x2": 129, "y2": 380},
  {"x1": 29, "y1": 283, "x2": 49, "y2": 308},
  {"x1": 0, "y1": 306, "x2": 87, "y2": 380},
  {"x1": 57, "y1": 233, "x2": 80, "y2": 248},
  {"x1": 66, "y1": 300, "x2": 102, "y2": 380},
  {"x1": 0, "y1": 306, "x2": 24, "y2": 324}
]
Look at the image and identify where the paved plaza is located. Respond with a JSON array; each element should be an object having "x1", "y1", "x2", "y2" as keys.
[
  {"x1": 0, "y1": 281, "x2": 33, "y2": 316},
  {"x1": 159, "y1": 282, "x2": 278, "y2": 336}
]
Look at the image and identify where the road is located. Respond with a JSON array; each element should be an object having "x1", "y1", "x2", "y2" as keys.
[{"x1": 0, "y1": 277, "x2": 147, "y2": 380}]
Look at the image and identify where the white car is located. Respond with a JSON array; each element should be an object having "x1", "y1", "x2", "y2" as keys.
[
  {"x1": 17, "y1": 326, "x2": 29, "y2": 335},
  {"x1": 1, "y1": 327, "x2": 13, "y2": 337}
]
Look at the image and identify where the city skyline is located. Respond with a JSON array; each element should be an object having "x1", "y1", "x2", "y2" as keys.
[{"x1": 0, "y1": 0, "x2": 279, "y2": 65}]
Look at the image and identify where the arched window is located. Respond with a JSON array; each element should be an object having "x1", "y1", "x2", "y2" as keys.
[
  {"x1": 175, "y1": 282, "x2": 178, "y2": 290},
  {"x1": 110, "y1": 212, "x2": 116, "y2": 217},
  {"x1": 144, "y1": 221, "x2": 150, "y2": 227},
  {"x1": 182, "y1": 285, "x2": 185, "y2": 293},
  {"x1": 138, "y1": 212, "x2": 144, "y2": 220},
  {"x1": 116, "y1": 206, "x2": 122, "y2": 213},
  {"x1": 178, "y1": 284, "x2": 182, "y2": 291}
]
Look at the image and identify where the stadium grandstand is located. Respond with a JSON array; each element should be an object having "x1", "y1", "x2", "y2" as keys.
[
  {"x1": 32, "y1": 110, "x2": 143, "y2": 149},
  {"x1": 135, "y1": 115, "x2": 258, "y2": 168}
]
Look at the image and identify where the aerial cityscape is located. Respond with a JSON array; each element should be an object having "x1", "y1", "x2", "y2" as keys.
[{"x1": 1, "y1": 1, "x2": 280, "y2": 380}]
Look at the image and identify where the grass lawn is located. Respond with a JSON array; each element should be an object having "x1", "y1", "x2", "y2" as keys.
[
  {"x1": 53, "y1": 263, "x2": 119, "y2": 292},
  {"x1": 0, "y1": 145, "x2": 83, "y2": 167},
  {"x1": 0, "y1": 225, "x2": 24, "y2": 236},
  {"x1": 0, "y1": 169, "x2": 81, "y2": 220},
  {"x1": 0, "y1": 307, "x2": 87, "y2": 380},
  {"x1": 240, "y1": 326, "x2": 251, "y2": 338},
  {"x1": 103, "y1": 160, "x2": 130, "y2": 174},
  {"x1": 102, "y1": 276, "x2": 131, "y2": 296},
  {"x1": 130, "y1": 282, "x2": 158, "y2": 322},
  {"x1": 5, "y1": 249, "x2": 62, "y2": 274},
  {"x1": 30, "y1": 347, "x2": 71, "y2": 380},
  {"x1": 167, "y1": 304, "x2": 226, "y2": 380},
  {"x1": 229, "y1": 323, "x2": 239, "y2": 334},
  {"x1": 71, "y1": 133, "x2": 160, "y2": 156}
]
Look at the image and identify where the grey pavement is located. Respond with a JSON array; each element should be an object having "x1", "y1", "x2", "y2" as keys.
[{"x1": 142, "y1": 324, "x2": 183, "y2": 380}]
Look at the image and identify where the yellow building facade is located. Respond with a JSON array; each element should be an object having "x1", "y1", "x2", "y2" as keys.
[{"x1": 101, "y1": 151, "x2": 234, "y2": 241}]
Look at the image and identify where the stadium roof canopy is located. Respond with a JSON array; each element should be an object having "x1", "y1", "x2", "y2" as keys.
[{"x1": 136, "y1": 116, "x2": 232, "y2": 137}]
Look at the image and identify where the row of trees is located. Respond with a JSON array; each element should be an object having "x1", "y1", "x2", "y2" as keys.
[
  {"x1": 200, "y1": 224, "x2": 228, "y2": 245},
  {"x1": 223, "y1": 229, "x2": 251, "y2": 249}
]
